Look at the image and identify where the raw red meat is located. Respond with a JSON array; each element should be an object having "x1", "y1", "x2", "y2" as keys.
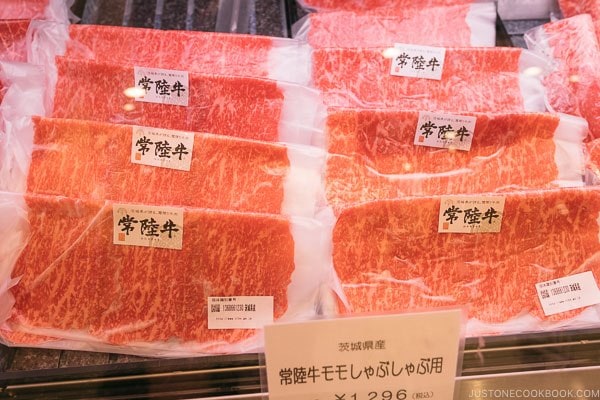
[
  {"x1": 0, "y1": 20, "x2": 29, "y2": 62},
  {"x1": 51, "y1": 57, "x2": 317, "y2": 142},
  {"x1": 27, "y1": 117, "x2": 290, "y2": 214},
  {"x1": 62, "y1": 24, "x2": 309, "y2": 83},
  {"x1": 312, "y1": 47, "x2": 547, "y2": 111},
  {"x1": 296, "y1": 3, "x2": 496, "y2": 48},
  {"x1": 558, "y1": 0, "x2": 600, "y2": 40},
  {"x1": 0, "y1": 0, "x2": 47, "y2": 19},
  {"x1": 4, "y1": 194, "x2": 296, "y2": 351},
  {"x1": 325, "y1": 109, "x2": 586, "y2": 212},
  {"x1": 298, "y1": 0, "x2": 476, "y2": 12},
  {"x1": 332, "y1": 187, "x2": 600, "y2": 333},
  {"x1": 525, "y1": 14, "x2": 600, "y2": 138}
]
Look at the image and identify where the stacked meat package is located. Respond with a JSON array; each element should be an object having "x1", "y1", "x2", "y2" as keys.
[
  {"x1": 0, "y1": 0, "x2": 600, "y2": 357},
  {"x1": 0, "y1": 13, "x2": 330, "y2": 356},
  {"x1": 298, "y1": 0, "x2": 600, "y2": 337}
]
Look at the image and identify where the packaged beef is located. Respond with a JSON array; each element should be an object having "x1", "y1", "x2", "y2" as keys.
[
  {"x1": 0, "y1": 0, "x2": 73, "y2": 22},
  {"x1": 296, "y1": 0, "x2": 479, "y2": 13},
  {"x1": 21, "y1": 117, "x2": 324, "y2": 217},
  {"x1": 28, "y1": 22, "x2": 311, "y2": 85},
  {"x1": 558, "y1": 0, "x2": 600, "y2": 40},
  {"x1": 525, "y1": 14, "x2": 600, "y2": 139},
  {"x1": 330, "y1": 187, "x2": 600, "y2": 336},
  {"x1": 0, "y1": 192, "x2": 330, "y2": 356},
  {"x1": 0, "y1": 20, "x2": 30, "y2": 63},
  {"x1": 324, "y1": 109, "x2": 587, "y2": 213},
  {"x1": 312, "y1": 47, "x2": 548, "y2": 112},
  {"x1": 294, "y1": 3, "x2": 496, "y2": 48}
]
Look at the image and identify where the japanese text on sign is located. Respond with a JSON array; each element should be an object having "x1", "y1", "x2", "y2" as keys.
[
  {"x1": 264, "y1": 310, "x2": 462, "y2": 400},
  {"x1": 438, "y1": 196, "x2": 505, "y2": 233},
  {"x1": 134, "y1": 66, "x2": 189, "y2": 106},
  {"x1": 208, "y1": 296, "x2": 274, "y2": 329},
  {"x1": 536, "y1": 271, "x2": 600, "y2": 316},
  {"x1": 278, "y1": 357, "x2": 444, "y2": 386},
  {"x1": 390, "y1": 44, "x2": 446, "y2": 80},
  {"x1": 414, "y1": 112, "x2": 477, "y2": 151},
  {"x1": 113, "y1": 204, "x2": 183, "y2": 250},
  {"x1": 131, "y1": 126, "x2": 195, "y2": 171}
]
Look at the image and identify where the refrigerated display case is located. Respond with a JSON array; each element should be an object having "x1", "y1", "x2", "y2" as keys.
[{"x1": 1, "y1": 0, "x2": 600, "y2": 398}]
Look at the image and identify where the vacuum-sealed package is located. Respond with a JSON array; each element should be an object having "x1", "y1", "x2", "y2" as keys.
[
  {"x1": 28, "y1": 22, "x2": 311, "y2": 85},
  {"x1": 0, "y1": 0, "x2": 73, "y2": 22},
  {"x1": 330, "y1": 187, "x2": 600, "y2": 336},
  {"x1": 0, "y1": 62, "x2": 47, "y2": 192},
  {"x1": 324, "y1": 109, "x2": 587, "y2": 213},
  {"x1": 558, "y1": 0, "x2": 600, "y2": 39},
  {"x1": 20, "y1": 117, "x2": 324, "y2": 217},
  {"x1": 0, "y1": 20, "x2": 30, "y2": 62},
  {"x1": 525, "y1": 14, "x2": 600, "y2": 139},
  {"x1": 312, "y1": 47, "x2": 549, "y2": 112},
  {"x1": 296, "y1": 0, "x2": 479, "y2": 13},
  {"x1": 293, "y1": 3, "x2": 496, "y2": 48},
  {"x1": 0, "y1": 192, "x2": 330, "y2": 356},
  {"x1": 45, "y1": 57, "x2": 324, "y2": 144}
]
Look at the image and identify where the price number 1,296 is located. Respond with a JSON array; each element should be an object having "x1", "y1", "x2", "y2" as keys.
[{"x1": 333, "y1": 389, "x2": 408, "y2": 400}]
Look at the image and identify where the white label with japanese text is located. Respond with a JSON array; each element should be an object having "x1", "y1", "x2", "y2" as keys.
[
  {"x1": 438, "y1": 196, "x2": 505, "y2": 233},
  {"x1": 390, "y1": 43, "x2": 446, "y2": 80},
  {"x1": 134, "y1": 66, "x2": 189, "y2": 106},
  {"x1": 536, "y1": 272, "x2": 600, "y2": 316},
  {"x1": 208, "y1": 296, "x2": 274, "y2": 329},
  {"x1": 131, "y1": 126, "x2": 194, "y2": 171},
  {"x1": 113, "y1": 204, "x2": 183, "y2": 250},
  {"x1": 265, "y1": 309, "x2": 463, "y2": 400},
  {"x1": 414, "y1": 112, "x2": 476, "y2": 151}
]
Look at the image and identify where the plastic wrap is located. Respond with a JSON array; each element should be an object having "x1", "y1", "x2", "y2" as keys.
[
  {"x1": 311, "y1": 47, "x2": 549, "y2": 112},
  {"x1": 293, "y1": 3, "x2": 496, "y2": 48},
  {"x1": 10, "y1": 117, "x2": 323, "y2": 218},
  {"x1": 0, "y1": 193, "x2": 330, "y2": 357},
  {"x1": 324, "y1": 110, "x2": 587, "y2": 213},
  {"x1": 43, "y1": 57, "x2": 324, "y2": 145},
  {"x1": 525, "y1": 14, "x2": 600, "y2": 139},
  {"x1": 329, "y1": 187, "x2": 600, "y2": 337},
  {"x1": 0, "y1": 61, "x2": 47, "y2": 193},
  {"x1": 296, "y1": 0, "x2": 479, "y2": 13},
  {"x1": 28, "y1": 22, "x2": 312, "y2": 85}
]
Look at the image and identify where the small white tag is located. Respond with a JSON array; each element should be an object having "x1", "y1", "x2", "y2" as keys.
[
  {"x1": 536, "y1": 271, "x2": 600, "y2": 316},
  {"x1": 390, "y1": 43, "x2": 446, "y2": 80},
  {"x1": 414, "y1": 111, "x2": 476, "y2": 151},
  {"x1": 134, "y1": 66, "x2": 189, "y2": 106},
  {"x1": 113, "y1": 204, "x2": 183, "y2": 250},
  {"x1": 438, "y1": 196, "x2": 505, "y2": 233},
  {"x1": 208, "y1": 296, "x2": 274, "y2": 329},
  {"x1": 265, "y1": 310, "x2": 463, "y2": 400},
  {"x1": 130, "y1": 126, "x2": 194, "y2": 171}
]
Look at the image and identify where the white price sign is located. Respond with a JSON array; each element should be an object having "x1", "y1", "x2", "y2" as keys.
[{"x1": 265, "y1": 310, "x2": 463, "y2": 400}]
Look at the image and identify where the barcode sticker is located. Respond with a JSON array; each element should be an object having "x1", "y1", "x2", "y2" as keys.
[
  {"x1": 536, "y1": 271, "x2": 600, "y2": 316},
  {"x1": 134, "y1": 66, "x2": 189, "y2": 106},
  {"x1": 390, "y1": 43, "x2": 446, "y2": 80},
  {"x1": 438, "y1": 196, "x2": 505, "y2": 233},
  {"x1": 131, "y1": 126, "x2": 194, "y2": 171},
  {"x1": 113, "y1": 204, "x2": 183, "y2": 250},
  {"x1": 208, "y1": 296, "x2": 274, "y2": 329},
  {"x1": 414, "y1": 112, "x2": 476, "y2": 151}
]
